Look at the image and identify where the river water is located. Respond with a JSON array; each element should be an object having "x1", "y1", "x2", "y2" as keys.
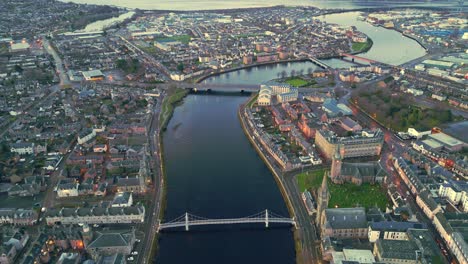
[
  {"x1": 318, "y1": 12, "x2": 427, "y2": 65},
  {"x1": 156, "y1": 9, "x2": 427, "y2": 263}
]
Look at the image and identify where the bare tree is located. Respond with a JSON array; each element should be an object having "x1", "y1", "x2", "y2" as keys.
[
  {"x1": 280, "y1": 70, "x2": 287, "y2": 79},
  {"x1": 290, "y1": 69, "x2": 296, "y2": 77}
]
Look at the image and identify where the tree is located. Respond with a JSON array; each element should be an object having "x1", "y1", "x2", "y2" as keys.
[
  {"x1": 290, "y1": 69, "x2": 296, "y2": 77},
  {"x1": 177, "y1": 63, "x2": 184, "y2": 72},
  {"x1": 280, "y1": 70, "x2": 287, "y2": 79},
  {"x1": 14, "y1": 65, "x2": 23, "y2": 73}
]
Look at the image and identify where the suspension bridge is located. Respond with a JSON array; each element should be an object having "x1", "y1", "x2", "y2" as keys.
[{"x1": 158, "y1": 209, "x2": 296, "y2": 232}]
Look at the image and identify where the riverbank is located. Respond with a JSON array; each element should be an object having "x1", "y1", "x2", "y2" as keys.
[
  {"x1": 351, "y1": 37, "x2": 373, "y2": 54},
  {"x1": 147, "y1": 89, "x2": 189, "y2": 262},
  {"x1": 159, "y1": 88, "x2": 189, "y2": 131},
  {"x1": 237, "y1": 96, "x2": 306, "y2": 264}
]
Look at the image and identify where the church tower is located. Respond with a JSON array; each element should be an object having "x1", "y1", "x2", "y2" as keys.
[
  {"x1": 316, "y1": 171, "x2": 330, "y2": 226},
  {"x1": 330, "y1": 145, "x2": 343, "y2": 184}
]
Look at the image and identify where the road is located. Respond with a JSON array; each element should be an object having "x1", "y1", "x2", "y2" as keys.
[
  {"x1": 42, "y1": 140, "x2": 77, "y2": 208},
  {"x1": 141, "y1": 94, "x2": 165, "y2": 264},
  {"x1": 43, "y1": 38, "x2": 70, "y2": 87}
]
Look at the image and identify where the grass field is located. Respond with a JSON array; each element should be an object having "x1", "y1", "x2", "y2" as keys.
[
  {"x1": 329, "y1": 182, "x2": 388, "y2": 211},
  {"x1": 296, "y1": 170, "x2": 388, "y2": 211},
  {"x1": 284, "y1": 77, "x2": 317, "y2": 88},
  {"x1": 285, "y1": 78, "x2": 309, "y2": 87},
  {"x1": 297, "y1": 169, "x2": 326, "y2": 192},
  {"x1": 352, "y1": 41, "x2": 371, "y2": 53}
]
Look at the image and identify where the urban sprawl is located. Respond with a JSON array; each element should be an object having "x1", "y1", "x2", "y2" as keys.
[{"x1": 0, "y1": 1, "x2": 467, "y2": 264}]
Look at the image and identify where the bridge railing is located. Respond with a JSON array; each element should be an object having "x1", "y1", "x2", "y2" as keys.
[{"x1": 158, "y1": 210, "x2": 296, "y2": 232}]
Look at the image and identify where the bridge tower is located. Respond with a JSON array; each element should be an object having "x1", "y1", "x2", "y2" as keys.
[
  {"x1": 185, "y1": 212, "x2": 189, "y2": 231},
  {"x1": 265, "y1": 209, "x2": 269, "y2": 228}
]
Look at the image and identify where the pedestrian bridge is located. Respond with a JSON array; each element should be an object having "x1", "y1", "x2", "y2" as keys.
[{"x1": 158, "y1": 209, "x2": 296, "y2": 232}]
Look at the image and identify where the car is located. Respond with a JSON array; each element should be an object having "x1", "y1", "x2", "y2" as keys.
[
  {"x1": 131, "y1": 251, "x2": 138, "y2": 255},
  {"x1": 135, "y1": 239, "x2": 141, "y2": 243},
  {"x1": 127, "y1": 257, "x2": 134, "y2": 261}
]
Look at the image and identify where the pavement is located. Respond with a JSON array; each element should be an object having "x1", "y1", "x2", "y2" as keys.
[{"x1": 140, "y1": 95, "x2": 165, "y2": 264}]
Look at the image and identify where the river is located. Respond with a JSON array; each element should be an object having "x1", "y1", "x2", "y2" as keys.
[
  {"x1": 69, "y1": 11, "x2": 135, "y2": 33},
  {"x1": 155, "y1": 8, "x2": 428, "y2": 263},
  {"x1": 318, "y1": 12, "x2": 427, "y2": 65}
]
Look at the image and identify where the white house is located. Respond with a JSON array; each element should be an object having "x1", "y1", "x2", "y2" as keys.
[
  {"x1": 10, "y1": 142, "x2": 34, "y2": 155},
  {"x1": 111, "y1": 192, "x2": 133, "y2": 207},
  {"x1": 77, "y1": 129, "x2": 96, "y2": 145}
]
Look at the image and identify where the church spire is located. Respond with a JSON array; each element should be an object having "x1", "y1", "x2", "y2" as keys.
[
  {"x1": 321, "y1": 171, "x2": 328, "y2": 196},
  {"x1": 334, "y1": 144, "x2": 342, "y2": 161}
]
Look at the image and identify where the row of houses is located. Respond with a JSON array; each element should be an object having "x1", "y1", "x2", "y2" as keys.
[{"x1": 393, "y1": 157, "x2": 468, "y2": 263}]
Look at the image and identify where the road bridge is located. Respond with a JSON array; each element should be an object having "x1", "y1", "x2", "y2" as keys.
[
  {"x1": 339, "y1": 53, "x2": 378, "y2": 64},
  {"x1": 182, "y1": 82, "x2": 261, "y2": 93},
  {"x1": 158, "y1": 210, "x2": 295, "y2": 232},
  {"x1": 309, "y1": 56, "x2": 332, "y2": 69}
]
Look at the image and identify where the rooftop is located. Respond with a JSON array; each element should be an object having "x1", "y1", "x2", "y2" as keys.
[
  {"x1": 429, "y1": 133, "x2": 464, "y2": 147},
  {"x1": 325, "y1": 207, "x2": 367, "y2": 229}
]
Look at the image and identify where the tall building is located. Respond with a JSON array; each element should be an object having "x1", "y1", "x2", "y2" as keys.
[
  {"x1": 330, "y1": 144, "x2": 387, "y2": 185},
  {"x1": 330, "y1": 146, "x2": 343, "y2": 184},
  {"x1": 315, "y1": 129, "x2": 384, "y2": 160},
  {"x1": 316, "y1": 172, "x2": 330, "y2": 226}
]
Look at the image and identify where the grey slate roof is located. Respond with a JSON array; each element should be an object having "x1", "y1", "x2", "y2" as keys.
[
  {"x1": 325, "y1": 207, "x2": 367, "y2": 229},
  {"x1": 87, "y1": 229, "x2": 134, "y2": 249}
]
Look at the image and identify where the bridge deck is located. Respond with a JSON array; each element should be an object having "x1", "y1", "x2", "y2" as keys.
[{"x1": 159, "y1": 218, "x2": 295, "y2": 230}]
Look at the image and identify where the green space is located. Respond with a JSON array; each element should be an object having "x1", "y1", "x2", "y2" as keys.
[
  {"x1": 351, "y1": 41, "x2": 371, "y2": 53},
  {"x1": 155, "y1": 35, "x2": 191, "y2": 44},
  {"x1": 0, "y1": 43, "x2": 8, "y2": 54},
  {"x1": 284, "y1": 77, "x2": 317, "y2": 88},
  {"x1": 353, "y1": 86, "x2": 458, "y2": 131},
  {"x1": 160, "y1": 88, "x2": 189, "y2": 131},
  {"x1": 297, "y1": 169, "x2": 326, "y2": 192},
  {"x1": 116, "y1": 58, "x2": 140, "y2": 74},
  {"x1": 329, "y1": 182, "x2": 388, "y2": 211},
  {"x1": 296, "y1": 170, "x2": 388, "y2": 211}
]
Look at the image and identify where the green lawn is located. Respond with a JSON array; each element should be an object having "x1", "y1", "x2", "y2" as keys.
[
  {"x1": 296, "y1": 170, "x2": 389, "y2": 211},
  {"x1": 329, "y1": 182, "x2": 388, "y2": 211},
  {"x1": 284, "y1": 77, "x2": 317, "y2": 88},
  {"x1": 352, "y1": 41, "x2": 371, "y2": 53},
  {"x1": 296, "y1": 169, "x2": 326, "y2": 192},
  {"x1": 285, "y1": 78, "x2": 309, "y2": 87}
]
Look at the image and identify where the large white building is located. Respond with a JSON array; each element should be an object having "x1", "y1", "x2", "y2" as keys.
[
  {"x1": 77, "y1": 129, "x2": 96, "y2": 145},
  {"x1": 439, "y1": 181, "x2": 468, "y2": 212},
  {"x1": 257, "y1": 82, "x2": 298, "y2": 106},
  {"x1": 10, "y1": 142, "x2": 34, "y2": 155}
]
